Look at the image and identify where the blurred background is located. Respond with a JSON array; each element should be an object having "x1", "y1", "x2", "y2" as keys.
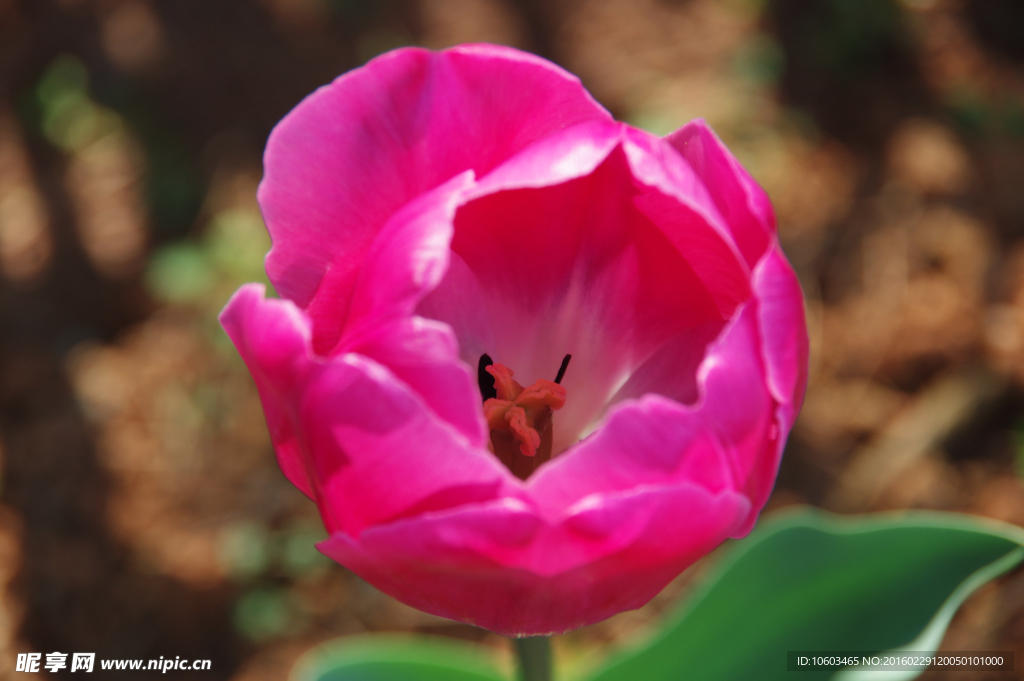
[{"x1": 2, "y1": 0, "x2": 1024, "y2": 678}]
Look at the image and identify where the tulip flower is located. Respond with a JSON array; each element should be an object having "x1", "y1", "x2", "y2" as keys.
[{"x1": 220, "y1": 43, "x2": 808, "y2": 637}]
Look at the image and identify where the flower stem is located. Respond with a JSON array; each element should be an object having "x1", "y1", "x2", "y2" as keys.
[{"x1": 514, "y1": 636, "x2": 552, "y2": 681}]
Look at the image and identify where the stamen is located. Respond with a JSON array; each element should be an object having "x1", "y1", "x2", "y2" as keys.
[
  {"x1": 554, "y1": 354, "x2": 572, "y2": 384},
  {"x1": 478, "y1": 353, "x2": 497, "y2": 401}
]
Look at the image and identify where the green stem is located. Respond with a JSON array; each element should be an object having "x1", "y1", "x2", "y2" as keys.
[{"x1": 514, "y1": 636, "x2": 552, "y2": 681}]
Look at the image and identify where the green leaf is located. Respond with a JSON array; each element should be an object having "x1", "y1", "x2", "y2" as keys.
[
  {"x1": 293, "y1": 635, "x2": 508, "y2": 681},
  {"x1": 587, "y1": 509, "x2": 1024, "y2": 681}
]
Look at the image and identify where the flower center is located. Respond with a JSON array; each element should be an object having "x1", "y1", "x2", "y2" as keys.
[{"x1": 478, "y1": 354, "x2": 570, "y2": 480}]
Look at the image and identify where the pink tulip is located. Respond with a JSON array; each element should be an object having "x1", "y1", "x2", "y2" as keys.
[{"x1": 220, "y1": 44, "x2": 808, "y2": 636}]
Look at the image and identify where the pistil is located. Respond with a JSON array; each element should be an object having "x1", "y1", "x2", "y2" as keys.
[{"x1": 478, "y1": 356, "x2": 570, "y2": 480}]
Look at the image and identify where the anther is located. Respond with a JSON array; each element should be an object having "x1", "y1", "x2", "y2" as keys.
[
  {"x1": 478, "y1": 353, "x2": 497, "y2": 401},
  {"x1": 554, "y1": 354, "x2": 572, "y2": 384}
]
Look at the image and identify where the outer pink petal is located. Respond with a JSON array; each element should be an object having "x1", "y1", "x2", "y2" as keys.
[
  {"x1": 299, "y1": 355, "x2": 518, "y2": 535},
  {"x1": 339, "y1": 316, "x2": 487, "y2": 448},
  {"x1": 665, "y1": 119, "x2": 775, "y2": 267},
  {"x1": 295, "y1": 171, "x2": 485, "y2": 444},
  {"x1": 621, "y1": 127, "x2": 752, "y2": 318},
  {"x1": 318, "y1": 484, "x2": 748, "y2": 636},
  {"x1": 754, "y1": 243, "x2": 809, "y2": 426},
  {"x1": 219, "y1": 284, "x2": 518, "y2": 537},
  {"x1": 260, "y1": 44, "x2": 612, "y2": 323},
  {"x1": 340, "y1": 171, "x2": 475, "y2": 347},
  {"x1": 528, "y1": 395, "x2": 737, "y2": 517},
  {"x1": 530, "y1": 302, "x2": 776, "y2": 533},
  {"x1": 730, "y1": 243, "x2": 809, "y2": 536},
  {"x1": 220, "y1": 283, "x2": 316, "y2": 498}
]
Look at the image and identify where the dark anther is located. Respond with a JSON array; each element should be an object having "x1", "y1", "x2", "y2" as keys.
[
  {"x1": 478, "y1": 353, "x2": 497, "y2": 401},
  {"x1": 554, "y1": 354, "x2": 572, "y2": 384}
]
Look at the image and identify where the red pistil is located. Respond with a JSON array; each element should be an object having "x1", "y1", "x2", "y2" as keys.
[{"x1": 483, "y1": 362, "x2": 566, "y2": 479}]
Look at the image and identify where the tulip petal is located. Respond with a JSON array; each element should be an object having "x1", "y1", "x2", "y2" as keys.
[
  {"x1": 530, "y1": 302, "x2": 776, "y2": 532},
  {"x1": 467, "y1": 119, "x2": 623, "y2": 196},
  {"x1": 220, "y1": 283, "x2": 315, "y2": 498},
  {"x1": 318, "y1": 484, "x2": 748, "y2": 636},
  {"x1": 220, "y1": 284, "x2": 517, "y2": 537},
  {"x1": 299, "y1": 354, "x2": 517, "y2": 535},
  {"x1": 299, "y1": 171, "x2": 486, "y2": 443},
  {"x1": 340, "y1": 315, "x2": 487, "y2": 447},
  {"x1": 665, "y1": 119, "x2": 775, "y2": 267},
  {"x1": 754, "y1": 243, "x2": 809, "y2": 424},
  {"x1": 419, "y1": 133, "x2": 752, "y2": 452},
  {"x1": 260, "y1": 44, "x2": 612, "y2": 322},
  {"x1": 604, "y1": 320, "x2": 726, "y2": 407},
  {"x1": 728, "y1": 243, "x2": 810, "y2": 536},
  {"x1": 314, "y1": 171, "x2": 475, "y2": 355}
]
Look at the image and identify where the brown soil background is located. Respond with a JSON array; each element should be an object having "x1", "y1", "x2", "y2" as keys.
[{"x1": 2, "y1": 0, "x2": 1024, "y2": 678}]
